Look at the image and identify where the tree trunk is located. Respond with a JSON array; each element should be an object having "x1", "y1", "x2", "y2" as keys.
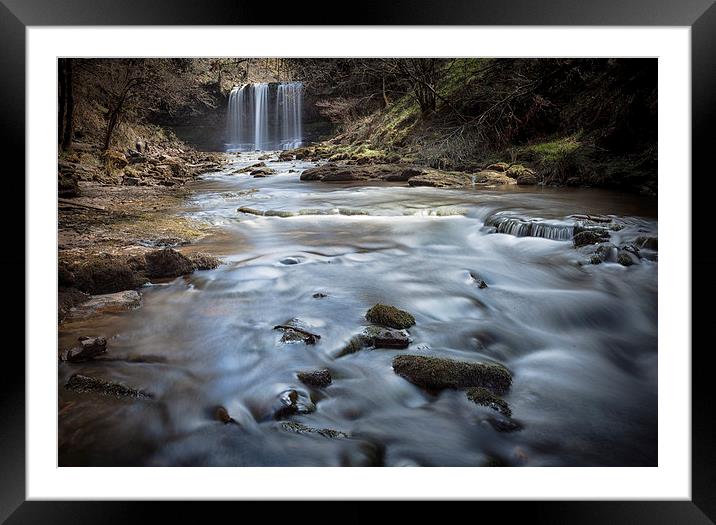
[
  {"x1": 61, "y1": 59, "x2": 74, "y2": 150},
  {"x1": 58, "y1": 59, "x2": 66, "y2": 147}
]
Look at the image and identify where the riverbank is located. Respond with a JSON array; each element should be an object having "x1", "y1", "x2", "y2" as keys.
[{"x1": 58, "y1": 147, "x2": 228, "y2": 323}]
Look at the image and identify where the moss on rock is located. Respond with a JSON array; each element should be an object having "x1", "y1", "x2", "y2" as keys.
[
  {"x1": 65, "y1": 373, "x2": 152, "y2": 399},
  {"x1": 466, "y1": 387, "x2": 511, "y2": 417},
  {"x1": 392, "y1": 354, "x2": 512, "y2": 395},
  {"x1": 366, "y1": 304, "x2": 415, "y2": 329},
  {"x1": 297, "y1": 368, "x2": 332, "y2": 387}
]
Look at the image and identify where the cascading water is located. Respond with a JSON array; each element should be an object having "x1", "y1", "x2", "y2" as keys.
[{"x1": 227, "y1": 82, "x2": 303, "y2": 151}]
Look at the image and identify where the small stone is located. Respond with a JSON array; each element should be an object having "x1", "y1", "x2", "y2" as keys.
[
  {"x1": 366, "y1": 304, "x2": 415, "y2": 329},
  {"x1": 273, "y1": 389, "x2": 315, "y2": 420}
]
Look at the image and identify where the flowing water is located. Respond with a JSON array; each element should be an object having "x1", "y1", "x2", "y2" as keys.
[
  {"x1": 227, "y1": 82, "x2": 303, "y2": 151},
  {"x1": 58, "y1": 153, "x2": 658, "y2": 467}
]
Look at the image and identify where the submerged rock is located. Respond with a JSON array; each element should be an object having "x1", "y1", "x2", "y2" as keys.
[
  {"x1": 297, "y1": 369, "x2": 332, "y2": 388},
  {"x1": 144, "y1": 248, "x2": 194, "y2": 279},
  {"x1": 469, "y1": 272, "x2": 488, "y2": 289},
  {"x1": 59, "y1": 336, "x2": 108, "y2": 362},
  {"x1": 215, "y1": 406, "x2": 237, "y2": 424},
  {"x1": 366, "y1": 304, "x2": 415, "y2": 329},
  {"x1": 274, "y1": 319, "x2": 321, "y2": 345},
  {"x1": 233, "y1": 161, "x2": 265, "y2": 174},
  {"x1": 280, "y1": 421, "x2": 348, "y2": 439},
  {"x1": 65, "y1": 373, "x2": 152, "y2": 399},
  {"x1": 64, "y1": 290, "x2": 141, "y2": 321},
  {"x1": 273, "y1": 389, "x2": 316, "y2": 420},
  {"x1": 466, "y1": 387, "x2": 511, "y2": 417},
  {"x1": 392, "y1": 355, "x2": 512, "y2": 395}
]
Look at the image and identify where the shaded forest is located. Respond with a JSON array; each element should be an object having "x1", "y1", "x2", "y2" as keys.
[{"x1": 58, "y1": 58, "x2": 657, "y2": 193}]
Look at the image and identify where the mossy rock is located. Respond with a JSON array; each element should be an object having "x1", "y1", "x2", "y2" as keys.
[
  {"x1": 280, "y1": 421, "x2": 348, "y2": 439},
  {"x1": 144, "y1": 248, "x2": 195, "y2": 279},
  {"x1": 65, "y1": 373, "x2": 152, "y2": 399},
  {"x1": 392, "y1": 355, "x2": 512, "y2": 395},
  {"x1": 486, "y1": 162, "x2": 509, "y2": 172},
  {"x1": 297, "y1": 369, "x2": 332, "y2": 387},
  {"x1": 366, "y1": 304, "x2": 415, "y2": 329},
  {"x1": 617, "y1": 252, "x2": 635, "y2": 266},
  {"x1": 573, "y1": 230, "x2": 609, "y2": 248},
  {"x1": 187, "y1": 252, "x2": 221, "y2": 271},
  {"x1": 65, "y1": 253, "x2": 148, "y2": 295},
  {"x1": 466, "y1": 387, "x2": 511, "y2": 417}
]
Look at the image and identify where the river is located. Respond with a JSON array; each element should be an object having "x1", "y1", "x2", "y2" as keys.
[{"x1": 58, "y1": 152, "x2": 658, "y2": 467}]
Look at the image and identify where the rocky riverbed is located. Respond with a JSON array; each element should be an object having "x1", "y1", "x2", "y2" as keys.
[{"x1": 58, "y1": 150, "x2": 658, "y2": 467}]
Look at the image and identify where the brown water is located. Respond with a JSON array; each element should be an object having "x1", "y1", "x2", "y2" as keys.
[{"x1": 58, "y1": 153, "x2": 658, "y2": 467}]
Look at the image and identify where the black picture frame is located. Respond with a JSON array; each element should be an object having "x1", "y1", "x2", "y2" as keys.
[{"x1": 4, "y1": 0, "x2": 713, "y2": 522}]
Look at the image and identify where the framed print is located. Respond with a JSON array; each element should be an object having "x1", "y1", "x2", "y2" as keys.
[{"x1": 4, "y1": 0, "x2": 714, "y2": 521}]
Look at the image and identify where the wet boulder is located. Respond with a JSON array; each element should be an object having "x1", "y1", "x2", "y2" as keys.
[
  {"x1": 274, "y1": 319, "x2": 321, "y2": 345},
  {"x1": 392, "y1": 355, "x2": 512, "y2": 395},
  {"x1": 65, "y1": 373, "x2": 152, "y2": 399},
  {"x1": 59, "y1": 336, "x2": 107, "y2": 362},
  {"x1": 297, "y1": 369, "x2": 332, "y2": 387},
  {"x1": 573, "y1": 229, "x2": 610, "y2": 248},
  {"x1": 366, "y1": 304, "x2": 415, "y2": 330},
  {"x1": 273, "y1": 389, "x2": 316, "y2": 419},
  {"x1": 617, "y1": 251, "x2": 636, "y2": 266},
  {"x1": 144, "y1": 248, "x2": 194, "y2": 279},
  {"x1": 251, "y1": 167, "x2": 276, "y2": 177},
  {"x1": 363, "y1": 326, "x2": 411, "y2": 349},
  {"x1": 466, "y1": 387, "x2": 511, "y2": 417},
  {"x1": 278, "y1": 151, "x2": 295, "y2": 161}
]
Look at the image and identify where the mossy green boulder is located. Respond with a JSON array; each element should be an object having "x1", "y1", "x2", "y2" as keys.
[
  {"x1": 392, "y1": 355, "x2": 512, "y2": 395},
  {"x1": 366, "y1": 304, "x2": 415, "y2": 329},
  {"x1": 466, "y1": 387, "x2": 511, "y2": 417}
]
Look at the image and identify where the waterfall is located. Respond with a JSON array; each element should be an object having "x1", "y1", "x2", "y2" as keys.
[
  {"x1": 485, "y1": 215, "x2": 575, "y2": 241},
  {"x1": 227, "y1": 82, "x2": 303, "y2": 151}
]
